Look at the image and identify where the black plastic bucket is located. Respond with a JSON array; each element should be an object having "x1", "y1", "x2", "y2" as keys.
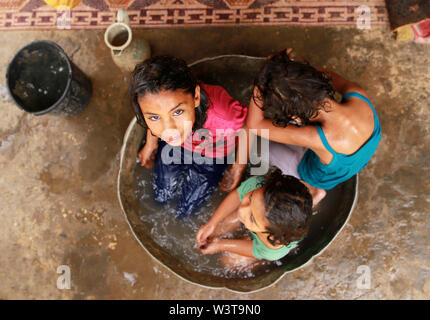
[{"x1": 6, "y1": 40, "x2": 92, "y2": 116}]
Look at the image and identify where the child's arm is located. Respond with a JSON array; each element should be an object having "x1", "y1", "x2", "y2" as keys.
[
  {"x1": 138, "y1": 129, "x2": 159, "y2": 168},
  {"x1": 219, "y1": 125, "x2": 254, "y2": 191},
  {"x1": 315, "y1": 68, "x2": 369, "y2": 98},
  {"x1": 196, "y1": 189, "x2": 241, "y2": 247},
  {"x1": 200, "y1": 238, "x2": 255, "y2": 259},
  {"x1": 246, "y1": 86, "x2": 319, "y2": 148},
  {"x1": 282, "y1": 48, "x2": 367, "y2": 98}
]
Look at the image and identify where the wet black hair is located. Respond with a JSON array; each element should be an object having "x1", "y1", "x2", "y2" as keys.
[
  {"x1": 253, "y1": 49, "x2": 335, "y2": 126},
  {"x1": 262, "y1": 168, "x2": 313, "y2": 246},
  {"x1": 129, "y1": 55, "x2": 209, "y2": 131}
]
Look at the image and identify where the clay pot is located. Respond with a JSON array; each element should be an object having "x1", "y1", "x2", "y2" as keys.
[{"x1": 104, "y1": 8, "x2": 151, "y2": 72}]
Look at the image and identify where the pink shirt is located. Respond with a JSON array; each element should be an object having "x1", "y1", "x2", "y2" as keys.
[{"x1": 182, "y1": 83, "x2": 248, "y2": 158}]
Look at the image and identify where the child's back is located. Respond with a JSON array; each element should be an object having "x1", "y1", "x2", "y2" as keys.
[{"x1": 298, "y1": 92, "x2": 381, "y2": 189}]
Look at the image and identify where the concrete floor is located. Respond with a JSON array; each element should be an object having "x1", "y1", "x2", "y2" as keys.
[{"x1": 0, "y1": 26, "x2": 429, "y2": 299}]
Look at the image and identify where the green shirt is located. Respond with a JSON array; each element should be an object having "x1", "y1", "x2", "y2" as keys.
[
  {"x1": 237, "y1": 176, "x2": 265, "y2": 201},
  {"x1": 236, "y1": 176, "x2": 301, "y2": 261}
]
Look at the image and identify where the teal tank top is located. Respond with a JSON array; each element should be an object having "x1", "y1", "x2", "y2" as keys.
[{"x1": 298, "y1": 92, "x2": 381, "y2": 190}]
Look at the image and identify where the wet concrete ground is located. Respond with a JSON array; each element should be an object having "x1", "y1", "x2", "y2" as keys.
[{"x1": 0, "y1": 26, "x2": 429, "y2": 299}]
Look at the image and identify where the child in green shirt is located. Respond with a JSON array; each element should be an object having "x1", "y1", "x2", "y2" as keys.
[{"x1": 196, "y1": 169, "x2": 313, "y2": 269}]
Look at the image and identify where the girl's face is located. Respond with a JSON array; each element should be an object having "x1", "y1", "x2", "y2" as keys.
[
  {"x1": 237, "y1": 187, "x2": 270, "y2": 233},
  {"x1": 138, "y1": 86, "x2": 201, "y2": 146}
]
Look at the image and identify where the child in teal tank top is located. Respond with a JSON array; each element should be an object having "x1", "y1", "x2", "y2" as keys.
[
  {"x1": 196, "y1": 169, "x2": 312, "y2": 270},
  {"x1": 247, "y1": 49, "x2": 381, "y2": 201}
]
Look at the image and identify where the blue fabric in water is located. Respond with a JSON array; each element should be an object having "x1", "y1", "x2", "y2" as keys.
[{"x1": 152, "y1": 140, "x2": 229, "y2": 218}]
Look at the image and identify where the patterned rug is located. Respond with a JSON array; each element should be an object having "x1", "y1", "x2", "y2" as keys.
[{"x1": 0, "y1": 0, "x2": 388, "y2": 30}]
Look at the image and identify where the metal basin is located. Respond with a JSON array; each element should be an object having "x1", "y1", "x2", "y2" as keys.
[{"x1": 117, "y1": 55, "x2": 358, "y2": 293}]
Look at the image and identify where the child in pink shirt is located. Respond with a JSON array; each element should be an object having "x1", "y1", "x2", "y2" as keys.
[{"x1": 129, "y1": 55, "x2": 249, "y2": 217}]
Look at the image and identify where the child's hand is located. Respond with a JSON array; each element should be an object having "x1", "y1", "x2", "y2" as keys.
[
  {"x1": 199, "y1": 238, "x2": 222, "y2": 255},
  {"x1": 196, "y1": 222, "x2": 216, "y2": 248},
  {"x1": 219, "y1": 163, "x2": 247, "y2": 192},
  {"x1": 285, "y1": 48, "x2": 294, "y2": 59},
  {"x1": 268, "y1": 48, "x2": 294, "y2": 60},
  {"x1": 138, "y1": 142, "x2": 158, "y2": 168}
]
